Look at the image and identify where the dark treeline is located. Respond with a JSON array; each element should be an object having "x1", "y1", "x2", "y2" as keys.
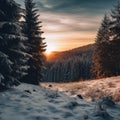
[{"x1": 43, "y1": 45, "x2": 93, "y2": 82}]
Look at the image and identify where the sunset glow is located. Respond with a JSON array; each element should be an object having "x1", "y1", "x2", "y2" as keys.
[
  {"x1": 44, "y1": 32, "x2": 95, "y2": 52},
  {"x1": 46, "y1": 43, "x2": 57, "y2": 55}
]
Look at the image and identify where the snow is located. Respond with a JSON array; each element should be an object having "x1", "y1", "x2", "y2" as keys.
[{"x1": 0, "y1": 83, "x2": 120, "y2": 120}]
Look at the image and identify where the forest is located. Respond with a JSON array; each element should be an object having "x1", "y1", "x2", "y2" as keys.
[
  {"x1": 0, "y1": 0, "x2": 120, "y2": 88},
  {"x1": 43, "y1": 44, "x2": 93, "y2": 82},
  {"x1": 0, "y1": 1, "x2": 120, "y2": 120}
]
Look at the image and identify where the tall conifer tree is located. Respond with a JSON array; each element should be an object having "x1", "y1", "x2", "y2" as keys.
[
  {"x1": 92, "y1": 15, "x2": 111, "y2": 78},
  {"x1": 0, "y1": 0, "x2": 28, "y2": 89},
  {"x1": 23, "y1": 0, "x2": 46, "y2": 84},
  {"x1": 110, "y1": 2, "x2": 120, "y2": 75},
  {"x1": 110, "y1": 1, "x2": 120, "y2": 40}
]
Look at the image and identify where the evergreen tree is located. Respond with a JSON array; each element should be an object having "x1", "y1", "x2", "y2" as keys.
[
  {"x1": 23, "y1": 0, "x2": 46, "y2": 84},
  {"x1": 109, "y1": 2, "x2": 120, "y2": 75},
  {"x1": 0, "y1": 0, "x2": 28, "y2": 89},
  {"x1": 92, "y1": 15, "x2": 111, "y2": 78},
  {"x1": 93, "y1": 2, "x2": 120, "y2": 79},
  {"x1": 110, "y1": 1, "x2": 120, "y2": 39}
]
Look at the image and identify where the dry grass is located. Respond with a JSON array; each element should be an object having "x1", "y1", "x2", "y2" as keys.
[
  {"x1": 107, "y1": 82, "x2": 116, "y2": 88},
  {"x1": 112, "y1": 89, "x2": 120, "y2": 102},
  {"x1": 41, "y1": 76, "x2": 120, "y2": 102},
  {"x1": 85, "y1": 88, "x2": 112, "y2": 101}
]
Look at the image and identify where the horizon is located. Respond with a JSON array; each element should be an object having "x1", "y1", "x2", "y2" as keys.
[
  {"x1": 16, "y1": 0, "x2": 117, "y2": 52},
  {"x1": 47, "y1": 43, "x2": 94, "y2": 53}
]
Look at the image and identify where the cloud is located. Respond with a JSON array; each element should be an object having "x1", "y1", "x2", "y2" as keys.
[
  {"x1": 40, "y1": 12, "x2": 102, "y2": 33},
  {"x1": 15, "y1": 0, "x2": 117, "y2": 50},
  {"x1": 36, "y1": 0, "x2": 116, "y2": 15}
]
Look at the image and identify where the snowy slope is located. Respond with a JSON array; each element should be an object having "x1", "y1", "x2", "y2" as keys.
[{"x1": 0, "y1": 83, "x2": 120, "y2": 120}]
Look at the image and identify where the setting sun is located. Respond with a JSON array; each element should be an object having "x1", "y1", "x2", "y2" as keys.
[{"x1": 46, "y1": 43, "x2": 57, "y2": 55}]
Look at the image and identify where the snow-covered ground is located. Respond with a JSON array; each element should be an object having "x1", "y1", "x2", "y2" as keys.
[
  {"x1": 0, "y1": 83, "x2": 120, "y2": 120},
  {"x1": 41, "y1": 76, "x2": 120, "y2": 102}
]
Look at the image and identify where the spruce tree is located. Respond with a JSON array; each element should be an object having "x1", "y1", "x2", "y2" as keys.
[
  {"x1": 93, "y1": 15, "x2": 111, "y2": 78},
  {"x1": 110, "y1": 1, "x2": 120, "y2": 40},
  {"x1": 23, "y1": 0, "x2": 46, "y2": 84},
  {"x1": 92, "y1": 2, "x2": 120, "y2": 79},
  {"x1": 110, "y1": 2, "x2": 120, "y2": 75},
  {"x1": 0, "y1": 0, "x2": 28, "y2": 89}
]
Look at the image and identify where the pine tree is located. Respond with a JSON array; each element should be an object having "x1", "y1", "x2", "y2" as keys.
[
  {"x1": 92, "y1": 15, "x2": 111, "y2": 78},
  {"x1": 109, "y1": 1, "x2": 120, "y2": 75},
  {"x1": 23, "y1": 0, "x2": 46, "y2": 84},
  {"x1": 0, "y1": 0, "x2": 28, "y2": 89},
  {"x1": 110, "y1": 1, "x2": 120, "y2": 40}
]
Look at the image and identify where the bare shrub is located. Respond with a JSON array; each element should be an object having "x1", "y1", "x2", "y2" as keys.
[
  {"x1": 112, "y1": 89, "x2": 120, "y2": 102},
  {"x1": 85, "y1": 87, "x2": 111, "y2": 101},
  {"x1": 108, "y1": 82, "x2": 116, "y2": 88}
]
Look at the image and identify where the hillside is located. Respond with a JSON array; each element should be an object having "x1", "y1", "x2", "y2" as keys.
[
  {"x1": 41, "y1": 76, "x2": 120, "y2": 102},
  {"x1": 43, "y1": 44, "x2": 94, "y2": 82},
  {"x1": 0, "y1": 82, "x2": 120, "y2": 120},
  {"x1": 47, "y1": 44, "x2": 94, "y2": 62}
]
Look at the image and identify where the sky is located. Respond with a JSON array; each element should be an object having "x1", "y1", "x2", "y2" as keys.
[{"x1": 16, "y1": 0, "x2": 117, "y2": 51}]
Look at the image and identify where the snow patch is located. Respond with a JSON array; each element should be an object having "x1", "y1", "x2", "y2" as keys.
[{"x1": 0, "y1": 83, "x2": 120, "y2": 120}]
